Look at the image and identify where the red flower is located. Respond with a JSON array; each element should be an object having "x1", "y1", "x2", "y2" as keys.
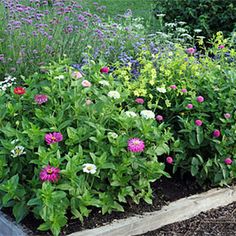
[
  {"x1": 100, "y1": 67, "x2": 109, "y2": 74},
  {"x1": 14, "y1": 87, "x2": 26, "y2": 95}
]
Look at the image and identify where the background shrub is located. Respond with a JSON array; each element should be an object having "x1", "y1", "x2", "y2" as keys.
[{"x1": 154, "y1": 0, "x2": 236, "y2": 38}]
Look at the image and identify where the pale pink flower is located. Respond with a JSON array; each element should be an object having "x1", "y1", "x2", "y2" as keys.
[
  {"x1": 81, "y1": 80, "x2": 92, "y2": 87},
  {"x1": 186, "y1": 47, "x2": 196, "y2": 55},
  {"x1": 72, "y1": 71, "x2": 83, "y2": 79},
  {"x1": 135, "y1": 98, "x2": 144, "y2": 104},
  {"x1": 156, "y1": 115, "x2": 163, "y2": 122},
  {"x1": 224, "y1": 113, "x2": 231, "y2": 119}
]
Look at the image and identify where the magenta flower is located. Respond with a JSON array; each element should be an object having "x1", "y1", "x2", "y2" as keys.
[
  {"x1": 166, "y1": 156, "x2": 173, "y2": 164},
  {"x1": 169, "y1": 85, "x2": 177, "y2": 89},
  {"x1": 195, "y1": 119, "x2": 203, "y2": 126},
  {"x1": 181, "y1": 88, "x2": 187, "y2": 93},
  {"x1": 224, "y1": 158, "x2": 232, "y2": 165},
  {"x1": 156, "y1": 115, "x2": 164, "y2": 122},
  {"x1": 40, "y1": 165, "x2": 60, "y2": 182},
  {"x1": 128, "y1": 138, "x2": 145, "y2": 153},
  {"x1": 45, "y1": 132, "x2": 63, "y2": 145},
  {"x1": 224, "y1": 113, "x2": 231, "y2": 119},
  {"x1": 100, "y1": 67, "x2": 109, "y2": 74},
  {"x1": 34, "y1": 94, "x2": 48, "y2": 104},
  {"x1": 135, "y1": 98, "x2": 144, "y2": 104},
  {"x1": 213, "y1": 129, "x2": 221, "y2": 138},
  {"x1": 186, "y1": 47, "x2": 196, "y2": 55},
  {"x1": 196, "y1": 96, "x2": 204, "y2": 103},
  {"x1": 186, "y1": 104, "x2": 193, "y2": 109},
  {"x1": 218, "y1": 45, "x2": 225, "y2": 49}
]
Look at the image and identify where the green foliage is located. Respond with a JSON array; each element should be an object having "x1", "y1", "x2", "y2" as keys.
[
  {"x1": 154, "y1": 0, "x2": 236, "y2": 38},
  {"x1": 0, "y1": 58, "x2": 171, "y2": 235}
]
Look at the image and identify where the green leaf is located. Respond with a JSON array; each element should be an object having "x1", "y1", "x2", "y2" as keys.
[
  {"x1": 38, "y1": 222, "x2": 51, "y2": 231},
  {"x1": 13, "y1": 201, "x2": 28, "y2": 223},
  {"x1": 196, "y1": 126, "x2": 204, "y2": 145}
]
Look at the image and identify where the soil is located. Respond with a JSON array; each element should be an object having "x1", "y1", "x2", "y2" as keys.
[
  {"x1": 141, "y1": 201, "x2": 236, "y2": 236},
  {"x1": 12, "y1": 173, "x2": 205, "y2": 235}
]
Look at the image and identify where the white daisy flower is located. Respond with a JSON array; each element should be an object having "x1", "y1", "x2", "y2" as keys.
[
  {"x1": 125, "y1": 111, "x2": 137, "y2": 117},
  {"x1": 99, "y1": 80, "x2": 110, "y2": 86},
  {"x1": 82, "y1": 163, "x2": 97, "y2": 174},
  {"x1": 140, "y1": 110, "x2": 155, "y2": 119},
  {"x1": 108, "y1": 91, "x2": 120, "y2": 99},
  {"x1": 156, "y1": 87, "x2": 167, "y2": 93},
  {"x1": 11, "y1": 146, "x2": 26, "y2": 157},
  {"x1": 108, "y1": 132, "x2": 118, "y2": 139}
]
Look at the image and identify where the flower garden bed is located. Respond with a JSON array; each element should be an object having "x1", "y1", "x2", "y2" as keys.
[
  {"x1": 1, "y1": 1, "x2": 236, "y2": 236},
  {"x1": 1, "y1": 179, "x2": 236, "y2": 236}
]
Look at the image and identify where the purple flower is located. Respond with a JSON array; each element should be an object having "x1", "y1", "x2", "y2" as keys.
[
  {"x1": 224, "y1": 158, "x2": 232, "y2": 165},
  {"x1": 196, "y1": 96, "x2": 204, "y2": 103},
  {"x1": 181, "y1": 88, "x2": 187, "y2": 93},
  {"x1": 128, "y1": 138, "x2": 145, "y2": 153},
  {"x1": 45, "y1": 132, "x2": 63, "y2": 145},
  {"x1": 213, "y1": 129, "x2": 221, "y2": 138},
  {"x1": 186, "y1": 47, "x2": 196, "y2": 55},
  {"x1": 218, "y1": 45, "x2": 225, "y2": 49},
  {"x1": 135, "y1": 98, "x2": 144, "y2": 104},
  {"x1": 156, "y1": 115, "x2": 164, "y2": 122},
  {"x1": 169, "y1": 85, "x2": 177, "y2": 89},
  {"x1": 195, "y1": 120, "x2": 203, "y2": 126},
  {"x1": 186, "y1": 104, "x2": 193, "y2": 109},
  {"x1": 40, "y1": 165, "x2": 60, "y2": 182},
  {"x1": 34, "y1": 94, "x2": 48, "y2": 104}
]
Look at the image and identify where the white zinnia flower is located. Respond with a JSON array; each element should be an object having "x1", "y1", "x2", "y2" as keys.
[
  {"x1": 108, "y1": 91, "x2": 120, "y2": 99},
  {"x1": 99, "y1": 80, "x2": 110, "y2": 86},
  {"x1": 82, "y1": 163, "x2": 97, "y2": 174},
  {"x1": 140, "y1": 110, "x2": 155, "y2": 119},
  {"x1": 55, "y1": 75, "x2": 65, "y2": 80},
  {"x1": 11, "y1": 146, "x2": 26, "y2": 157},
  {"x1": 156, "y1": 87, "x2": 167, "y2": 93},
  {"x1": 125, "y1": 111, "x2": 137, "y2": 117},
  {"x1": 108, "y1": 132, "x2": 118, "y2": 139}
]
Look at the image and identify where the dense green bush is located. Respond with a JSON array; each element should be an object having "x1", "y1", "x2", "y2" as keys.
[{"x1": 154, "y1": 0, "x2": 236, "y2": 38}]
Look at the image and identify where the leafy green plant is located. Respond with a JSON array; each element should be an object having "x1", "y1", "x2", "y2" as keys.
[{"x1": 153, "y1": 0, "x2": 236, "y2": 38}]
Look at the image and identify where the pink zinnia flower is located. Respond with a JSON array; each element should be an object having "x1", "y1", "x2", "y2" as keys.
[
  {"x1": 170, "y1": 85, "x2": 177, "y2": 89},
  {"x1": 72, "y1": 71, "x2": 83, "y2": 79},
  {"x1": 45, "y1": 132, "x2": 63, "y2": 145},
  {"x1": 218, "y1": 45, "x2": 225, "y2": 49},
  {"x1": 181, "y1": 88, "x2": 187, "y2": 93},
  {"x1": 81, "y1": 80, "x2": 92, "y2": 87},
  {"x1": 186, "y1": 47, "x2": 196, "y2": 55},
  {"x1": 224, "y1": 158, "x2": 232, "y2": 165},
  {"x1": 34, "y1": 94, "x2": 48, "y2": 104},
  {"x1": 100, "y1": 67, "x2": 109, "y2": 74},
  {"x1": 156, "y1": 115, "x2": 164, "y2": 122},
  {"x1": 213, "y1": 129, "x2": 221, "y2": 138},
  {"x1": 40, "y1": 165, "x2": 60, "y2": 182},
  {"x1": 186, "y1": 104, "x2": 193, "y2": 109},
  {"x1": 135, "y1": 98, "x2": 144, "y2": 104},
  {"x1": 128, "y1": 138, "x2": 145, "y2": 153},
  {"x1": 224, "y1": 113, "x2": 231, "y2": 119},
  {"x1": 195, "y1": 119, "x2": 203, "y2": 126},
  {"x1": 196, "y1": 96, "x2": 204, "y2": 103},
  {"x1": 166, "y1": 156, "x2": 173, "y2": 164}
]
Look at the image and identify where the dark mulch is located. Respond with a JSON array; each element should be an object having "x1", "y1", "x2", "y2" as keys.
[
  {"x1": 12, "y1": 174, "x2": 205, "y2": 235},
  {"x1": 141, "y1": 201, "x2": 236, "y2": 236}
]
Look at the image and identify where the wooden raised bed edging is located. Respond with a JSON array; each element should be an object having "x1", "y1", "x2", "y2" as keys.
[
  {"x1": 68, "y1": 185, "x2": 236, "y2": 236},
  {"x1": 0, "y1": 186, "x2": 236, "y2": 236}
]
